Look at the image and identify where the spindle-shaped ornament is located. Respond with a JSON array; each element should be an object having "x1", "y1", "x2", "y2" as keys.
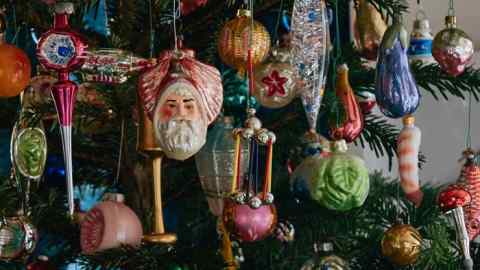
[{"x1": 36, "y1": 2, "x2": 87, "y2": 216}]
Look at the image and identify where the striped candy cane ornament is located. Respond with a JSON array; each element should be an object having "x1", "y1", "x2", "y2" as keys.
[{"x1": 397, "y1": 116, "x2": 423, "y2": 207}]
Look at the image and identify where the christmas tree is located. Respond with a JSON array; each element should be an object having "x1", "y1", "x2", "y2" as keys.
[{"x1": 0, "y1": 0, "x2": 479, "y2": 269}]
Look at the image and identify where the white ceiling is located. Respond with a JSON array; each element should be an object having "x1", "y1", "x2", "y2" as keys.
[{"x1": 404, "y1": 0, "x2": 479, "y2": 47}]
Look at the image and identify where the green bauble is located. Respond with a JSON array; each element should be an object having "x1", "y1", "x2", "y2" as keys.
[{"x1": 309, "y1": 140, "x2": 369, "y2": 211}]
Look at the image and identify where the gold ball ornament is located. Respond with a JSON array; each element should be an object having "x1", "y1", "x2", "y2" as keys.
[
  {"x1": 381, "y1": 224, "x2": 422, "y2": 266},
  {"x1": 218, "y1": 9, "x2": 271, "y2": 76},
  {"x1": 254, "y1": 46, "x2": 298, "y2": 108}
]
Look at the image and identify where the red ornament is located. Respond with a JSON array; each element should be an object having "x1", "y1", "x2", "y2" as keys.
[
  {"x1": 222, "y1": 198, "x2": 277, "y2": 242},
  {"x1": 357, "y1": 91, "x2": 377, "y2": 114},
  {"x1": 36, "y1": 2, "x2": 87, "y2": 216},
  {"x1": 0, "y1": 44, "x2": 31, "y2": 97},
  {"x1": 181, "y1": 0, "x2": 208, "y2": 15},
  {"x1": 262, "y1": 70, "x2": 288, "y2": 97},
  {"x1": 460, "y1": 156, "x2": 480, "y2": 240},
  {"x1": 329, "y1": 64, "x2": 364, "y2": 143},
  {"x1": 438, "y1": 184, "x2": 471, "y2": 212},
  {"x1": 27, "y1": 256, "x2": 54, "y2": 270}
]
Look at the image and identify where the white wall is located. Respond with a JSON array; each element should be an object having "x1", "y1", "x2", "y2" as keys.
[{"x1": 351, "y1": 3, "x2": 480, "y2": 186}]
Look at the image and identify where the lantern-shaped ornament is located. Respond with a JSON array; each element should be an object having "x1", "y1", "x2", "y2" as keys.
[
  {"x1": 195, "y1": 116, "x2": 250, "y2": 216},
  {"x1": 80, "y1": 193, "x2": 143, "y2": 254},
  {"x1": 291, "y1": 0, "x2": 330, "y2": 134},
  {"x1": 408, "y1": 9, "x2": 434, "y2": 64},
  {"x1": 375, "y1": 16, "x2": 420, "y2": 119},
  {"x1": 0, "y1": 13, "x2": 31, "y2": 98},
  {"x1": 329, "y1": 64, "x2": 364, "y2": 143},
  {"x1": 310, "y1": 140, "x2": 369, "y2": 211},
  {"x1": 381, "y1": 224, "x2": 422, "y2": 266},
  {"x1": 222, "y1": 109, "x2": 278, "y2": 243},
  {"x1": 0, "y1": 216, "x2": 37, "y2": 260},
  {"x1": 432, "y1": 15, "x2": 474, "y2": 77},
  {"x1": 354, "y1": 0, "x2": 387, "y2": 60},
  {"x1": 254, "y1": 46, "x2": 298, "y2": 109},
  {"x1": 438, "y1": 184, "x2": 474, "y2": 269},
  {"x1": 217, "y1": 9, "x2": 271, "y2": 76},
  {"x1": 300, "y1": 242, "x2": 349, "y2": 270}
]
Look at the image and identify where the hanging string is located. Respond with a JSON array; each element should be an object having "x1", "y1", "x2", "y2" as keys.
[
  {"x1": 331, "y1": 0, "x2": 342, "y2": 128},
  {"x1": 465, "y1": 91, "x2": 473, "y2": 149},
  {"x1": 173, "y1": 0, "x2": 179, "y2": 51},
  {"x1": 246, "y1": 0, "x2": 255, "y2": 110},
  {"x1": 114, "y1": 118, "x2": 126, "y2": 186},
  {"x1": 148, "y1": 0, "x2": 154, "y2": 58},
  {"x1": 272, "y1": 0, "x2": 284, "y2": 45}
]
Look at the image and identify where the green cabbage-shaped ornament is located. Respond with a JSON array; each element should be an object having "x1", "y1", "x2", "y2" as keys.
[{"x1": 309, "y1": 140, "x2": 369, "y2": 211}]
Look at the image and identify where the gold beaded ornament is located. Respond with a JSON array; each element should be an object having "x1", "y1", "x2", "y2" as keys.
[{"x1": 218, "y1": 9, "x2": 271, "y2": 76}]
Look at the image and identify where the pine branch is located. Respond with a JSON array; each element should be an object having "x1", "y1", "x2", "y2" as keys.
[{"x1": 412, "y1": 62, "x2": 480, "y2": 101}]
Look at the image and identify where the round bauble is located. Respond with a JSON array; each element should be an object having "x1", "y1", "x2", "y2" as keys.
[
  {"x1": 222, "y1": 198, "x2": 277, "y2": 242},
  {"x1": 301, "y1": 255, "x2": 349, "y2": 270},
  {"x1": 0, "y1": 44, "x2": 31, "y2": 97},
  {"x1": 310, "y1": 140, "x2": 369, "y2": 211},
  {"x1": 218, "y1": 9, "x2": 271, "y2": 75},
  {"x1": 0, "y1": 216, "x2": 37, "y2": 260},
  {"x1": 432, "y1": 16, "x2": 474, "y2": 77},
  {"x1": 80, "y1": 200, "x2": 143, "y2": 254},
  {"x1": 301, "y1": 242, "x2": 349, "y2": 270},
  {"x1": 290, "y1": 153, "x2": 326, "y2": 200},
  {"x1": 381, "y1": 224, "x2": 422, "y2": 266},
  {"x1": 254, "y1": 46, "x2": 298, "y2": 108}
]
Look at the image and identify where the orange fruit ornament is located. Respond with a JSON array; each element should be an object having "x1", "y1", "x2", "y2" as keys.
[{"x1": 0, "y1": 44, "x2": 31, "y2": 97}]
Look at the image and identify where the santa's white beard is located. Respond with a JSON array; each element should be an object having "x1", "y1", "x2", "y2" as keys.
[{"x1": 155, "y1": 118, "x2": 207, "y2": 160}]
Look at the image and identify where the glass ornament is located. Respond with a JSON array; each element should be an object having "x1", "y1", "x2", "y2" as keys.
[
  {"x1": 195, "y1": 116, "x2": 249, "y2": 216},
  {"x1": 432, "y1": 15, "x2": 474, "y2": 77}
]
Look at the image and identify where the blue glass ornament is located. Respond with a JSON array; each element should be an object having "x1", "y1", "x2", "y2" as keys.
[
  {"x1": 82, "y1": 0, "x2": 111, "y2": 37},
  {"x1": 375, "y1": 18, "x2": 420, "y2": 118}
]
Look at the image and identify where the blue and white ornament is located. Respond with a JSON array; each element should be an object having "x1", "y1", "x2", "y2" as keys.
[{"x1": 408, "y1": 9, "x2": 434, "y2": 64}]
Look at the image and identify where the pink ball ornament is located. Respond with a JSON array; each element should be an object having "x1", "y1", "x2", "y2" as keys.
[
  {"x1": 222, "y1": 198, "x2": 277, "y2": 242},
  {"x1": 80, "y1": 195, "x2": 143, "y2": 254},
  {"x1": 432, "y1": 16, "x2": 474, "y2": 77}
]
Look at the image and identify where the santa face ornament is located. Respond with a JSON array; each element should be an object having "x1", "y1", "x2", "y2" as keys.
[
  {"x1": 138, "y1": 48, "x2": 223, "y2": 161},
  {"x1": 153, "y1": 79, "x2": 207, "y2": 160}
]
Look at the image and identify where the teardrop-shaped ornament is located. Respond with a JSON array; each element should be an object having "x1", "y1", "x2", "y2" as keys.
[{"x1": 375, "y1": 18, "x2": 420, "y2": 118}]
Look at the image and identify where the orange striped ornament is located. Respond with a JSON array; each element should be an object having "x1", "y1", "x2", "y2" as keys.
[
  {"x1": 461, "y1": 156, "x2": 480, "y2": 240},
  {"x1": 397, "y1": 116, "x2": 423, "y2": 207}
]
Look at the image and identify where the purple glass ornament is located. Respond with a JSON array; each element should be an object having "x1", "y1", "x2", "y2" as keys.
[{"x1": 375, "y1": 19, "x2": 420, "y2": 119}]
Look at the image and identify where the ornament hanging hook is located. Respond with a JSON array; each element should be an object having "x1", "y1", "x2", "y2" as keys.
[
  {"x1": 448, "y1": 0, "x2": 455, "y2": 16},
  {"x1": 172, "y1": 0, "x2": 180, "y2": 52}
]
